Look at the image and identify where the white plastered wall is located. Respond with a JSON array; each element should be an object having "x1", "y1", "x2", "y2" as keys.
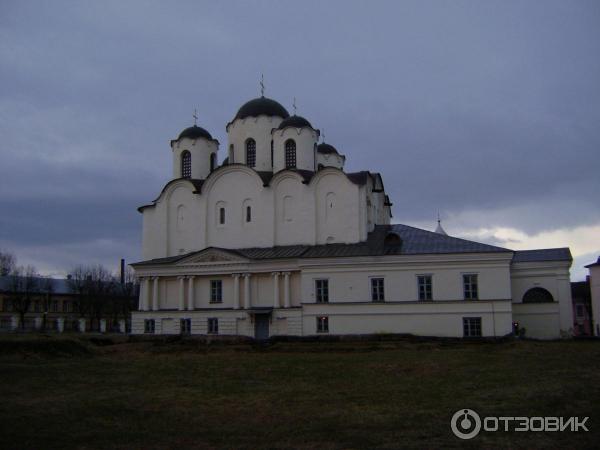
[
  {"x1": 272, "y1": 127, "x2": 318, "y2": 172},
  {"x1": 226, "y1": 116, "x2": 284, "y2": 171},
  {"x1": 510, "y1": 260, "x2": 573, "y2": 338}
]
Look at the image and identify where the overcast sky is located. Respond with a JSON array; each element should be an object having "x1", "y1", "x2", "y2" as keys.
[{"x1": 0, "y1": 0, "x2": 598, "y2": 280}]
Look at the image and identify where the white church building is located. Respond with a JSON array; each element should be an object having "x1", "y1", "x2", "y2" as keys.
[{"x1": 131, "y1": 94, "x2": 573, "y2": 339}]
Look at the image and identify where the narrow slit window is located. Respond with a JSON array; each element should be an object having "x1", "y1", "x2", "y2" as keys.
[
  {"x1": 181, "y1": 151, "x2": 191, "y2": 178},
  {"x1": 246, "y1": 139, "x2": 256, "y2": 167}
]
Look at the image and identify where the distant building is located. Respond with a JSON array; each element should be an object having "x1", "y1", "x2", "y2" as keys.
[
  {"x1": 0, "y1": 276, "x2": 137, "y2": 333},
  {"x1": 584, "y1": 257, "x2": 600, "y2": 336},
  {"x1": 571, "y1": 279, "x2": 592, "y2": 336},
  {"x1": 131, "y1": 93, "x2": 574, "y2": 339}
]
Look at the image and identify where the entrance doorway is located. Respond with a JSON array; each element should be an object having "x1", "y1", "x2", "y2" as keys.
[{"x1": 254, "y1": 315, "x2": 270, "y2": 340}]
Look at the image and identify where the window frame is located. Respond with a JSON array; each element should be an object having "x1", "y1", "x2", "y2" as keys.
[
  {"x1": 180, "y1": 318, "x2": 191, "y2": 335},
  {"x1": 316, "y1": 316, "x2": 329, "y2": 333},
  {"x1": 315, "y1": 279, "x2": 329, "y2": 303},
  {"x1": 417, "y1": 274, "x2": 433, "y2": 301},
  {"x1": 463, "y1": 317, "x2": 482, "y2": 338},
  {"x1": 246, "y1": 205, "x2": 252, "y2": 223},
  {"x1": 463, "y1": 274, "x2": 479, "y2": 300},
  {"x1": 285, "y1": 139, "x2": 296, "y2": 169},
  {"x1": 245, "y1": 139, "x2": 256, "y2": 167},
  {"x1": 181, "y1": 150, "x2": 192, "y2": 178},
  {"x1": 144, "y1": 319, "x2": 155, "y2": 334},
  {"x1": 370, "y1": 277, "x2": 385, "y2": 302},
  {"x1": 210, "y1": 280, "x2": 223, "y2": 303},
  {"x1": 219, "y1": 207, "x2": 225, "y2": 225},
  {"x1": 208, "y1": 317, "x2": 219, "y2": 334}
]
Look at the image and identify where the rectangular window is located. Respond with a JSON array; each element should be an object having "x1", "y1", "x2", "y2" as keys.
[
  {"x1": 219, "y1": 207, "x2": 225, "y2": 225},
  {"x1": 62, "y1": 301, "x2": 70, "y2": 313},
  {"x1": 316, "y1": 316, "x2": 328, "y2": 333},
  {"x1": 463, "y1": 317, "x2": 482, "y2": 337},
  {"x1": 50, "y1": 300, "x2": 58, "y2": 312},
  {"x1": 576, "y1": 304, "x2": 585, "y2": 318},
  {"x1": 208, "y1": 318, "x2": 219, "y2": 334},
  {"x1": 180, "y1": 318, "x2": 191, "y2": 335},
  {"x1": 3, "y1": 299, "x2": 11, "y2": 312},
  {"x1": 463, "y1": 274, "x2": 479, "y2": 300},
  {"x1": 418, "y1": 275, "x2": 432, "y2": 301},
  {"x1": 210, "y1": 280, "x2": 222, "y2": 303},
  {"x1": 371, "y1": 278, "x2": 385, "y2": 302},
  {"x1": 315, "y1": 279, "x2": 329, "y2": 303},
  {"x1": 34, "y1": 301, "x2": 41, "y2": 312},
  {"x1": 144, "y1": 319, "x2": 155, "y2": 334}
]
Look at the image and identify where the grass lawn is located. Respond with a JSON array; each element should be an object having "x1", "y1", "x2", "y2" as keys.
[{"x1": 0, "y1": 336, "x2": 598, "y2": 449}]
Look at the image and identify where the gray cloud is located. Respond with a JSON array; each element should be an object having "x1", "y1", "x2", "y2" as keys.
[{"x1": 1, "y1": 0, "x2": 599, "y2": 276}]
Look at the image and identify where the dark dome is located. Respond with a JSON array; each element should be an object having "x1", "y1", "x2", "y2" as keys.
[
  {"x1": 177, "y1": 125, "x2": 213, "y2": 141},
  {"x1": 317, "y1": 143, "x2": 339, "y2": 155},
  {"x1": 277, "y1": 115, "x2": 313, "y2": 130},
  {"x1": 234, "y1": 97, "x2": 290, "y2": 121}
]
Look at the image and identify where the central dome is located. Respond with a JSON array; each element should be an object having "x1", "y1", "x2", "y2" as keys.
[{"x1": 234, "y1": 96, "x2": 290, "y2": 121}]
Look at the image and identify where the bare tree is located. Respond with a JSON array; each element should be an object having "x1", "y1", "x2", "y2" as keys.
[
  {"x1": 68, "y1": 265, "x2": 91, "y2": 321},
  {"x1": 9, "y1": 265, "x2": 39, "y2": 329},
  {"x1": 40, "y1": 277, "x2": 55, "y2": 331},
  {"x1": 0, "y1": 249, "x2": 16, "y2": 276}
]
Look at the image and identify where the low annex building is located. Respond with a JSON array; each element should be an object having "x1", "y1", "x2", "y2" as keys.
[{"x1": 131, "y1": 94, "x2": 573, "y2": 339}]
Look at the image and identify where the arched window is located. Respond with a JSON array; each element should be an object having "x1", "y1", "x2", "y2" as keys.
[
  {"x1": 229, "y1": 144, "x2": 234, "y2": 163},
  {"x1": 219, "y1": 207, "x2": 225, "y2": 225},
  {"x1": 522, "y1": 287, "x2": 554, "y2": 303},
  {"x1": 285, "y1": 139, "x2": 296, "y2": 169},
  {"x1": 181, "y1": 151, "x2": 191, "y2": 178},
  {"x1": 246, "y1": 206, "x2": 252, "y2": 223},
  {"x1": 246, "y1": 139, "x2": 256, "y2": 167},
  {"x1": 210, "y1": 153, "x2": 217, "y2": 172}
]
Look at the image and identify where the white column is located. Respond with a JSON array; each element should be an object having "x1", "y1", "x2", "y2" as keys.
[
  {"x1": 143, "y1": 278, "x2": 151, "y2": 311},
  {"x1": 78, "y1": 318, "x2": 86, "y2": 333},
  {"x1": 178, "y1": 276, "x2": 185, "y2": 311},
  {"x1": 138, "y1": 278, "x2": 146, "y2": 311},
  {"x1": 118, "y1": 319, "x2": 126, "y2": 333},
  {"x1": 232, "y1": 274, "x2": 240, "y2": 309},
  {"x1": 99, "y1": 319, "x2": 107, "y2": 333},
  {"x1": 56, "y1": 317, "x2": 64, "y2": 333},
  {"x1": 284, "y1": 272, "x2": 291, "y2": 308},
  {"x1": 187, "y1": 276, "x2": 195, "y2": 310},
  {"x1": 244, "y1": 273, "x2": 251, "y2": 309},
  {"x1": 272, "y1": 272, "x2": 280, "y2": 308},
  {"x1": 152, "y1": 277, "x2": 159, "y2": 311}
]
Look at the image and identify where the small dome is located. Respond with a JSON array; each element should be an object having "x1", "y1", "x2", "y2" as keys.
[
  {"x1": 277, "y1": 115, "x2": 313, "y2": 130},
  {"x1": 177, "y1": 125, "x2": 213, "y2": 141},
  {"x1": 317, "y1": 143, "x2": 339, "y2": 155},
  {"x1": 234, "y1": 97, "x2": 290, "y2": 121}
]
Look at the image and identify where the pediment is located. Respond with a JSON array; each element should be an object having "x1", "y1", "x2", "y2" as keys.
[{"x1": 176, "y1": 247, "x2": 248, "y2": 266}]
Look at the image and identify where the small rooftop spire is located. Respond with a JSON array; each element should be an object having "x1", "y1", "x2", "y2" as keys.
[
  {"x1": 435, "y1": 211, "x2": 448, "y2": 235},
  {"x1": 260, "y1": 74, "x2": 265, "y2": 97},
  {"x1": 193, "y1": 108, "x2": 198, "y2": 126},
  {"x1": 321, "y1": 128, "x2": 326, "y2": 143},
  {"x1": 292, "y1": 97, "x2": 297, "y2": 115}
]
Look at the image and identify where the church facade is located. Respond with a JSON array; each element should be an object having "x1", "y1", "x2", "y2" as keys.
[{"x1": 131, "y1": 95, "x2": 573, "y2": 339}]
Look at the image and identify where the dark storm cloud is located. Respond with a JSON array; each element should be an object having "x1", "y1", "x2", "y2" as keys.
[{"x1": 0, "y1": 0, "x2": 599, "y2": 276}]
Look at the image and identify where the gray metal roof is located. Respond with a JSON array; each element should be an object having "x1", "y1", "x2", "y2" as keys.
[
  {"x1": 132, "y1": 224, "x2": 514, "y2": 266},
  {"x1": 512, "y1": 248, "x2": 572, "y2": 263}
]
